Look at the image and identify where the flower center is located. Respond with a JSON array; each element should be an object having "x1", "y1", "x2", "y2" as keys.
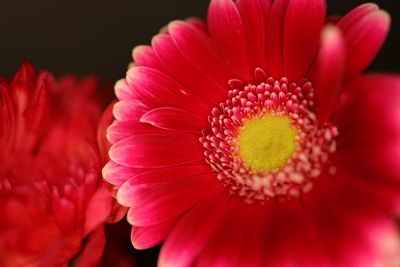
[
  {"x1": 200, "y1": 69, "x2": 338, "y2": 203},
  {"x1": 237, "y1": 115, "x2": 297, "y2": 172}
]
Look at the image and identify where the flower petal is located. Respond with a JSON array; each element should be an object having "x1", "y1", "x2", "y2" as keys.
[
  {"x1": 74, "y1": 226, "x2": 106, "y2": 267},
  {"x1": 152, "y1": 34, "x2": 227, "y2": 105},
  {"x1": 159, "y1": 188, "x2": 229, "y2": 267},
  {"x1": 185, "y1": 17, "x2": 207, "y2": 34},
  {"x1": 337, "y1": 3, "x2": 379, "y2": 34},
  {"x1": 266, "y1": 0, "x2": 289, "y2": 78},
  {"x1": 102, "y1": 160, "x2": 144, "y2": 188},
  {"x1": 140, "y1": 107, "x2": 207, "y2": 133},
  {"x1": 196, "y1": 198, "x2": 266, "y2": 267},
  {"x1": 302, "y1": 177, "x2": 400, "y2": 267},
  {"x1": 113, "y1": 100, "x2": 147, "y2": 122},
  {"x1": 132, "y1": 45, "x2": 166, "y2": 71},
  {"x1": 168, "y1": 20, "x2": 231, "y2": 89},
  {"x1": 236, "y1": 0, "x2": 271, "y2": 71},
  {"x1": 310, "y1": 25, "x2": 346, "y2": 125},
  {"x1": 107, "y1": 119, "x2": 163, "y2": 144},
  {"x1": 117, "y1": 165, "x2": 213, "y2": 207},
  {"x1": 131, "y1": 216, "x2": 181, "y2": 250},
  {"x1": 283, "y1": 0, "x2": 326, "y2": 82},
  {"x1": 122, "y1": 172, "x2": 217, "y2": 226},
  {"x1": 338, "y1": 8, "x2": 390, "y2": 77},
  {"x1": 84, "y1": 187, "x2": 113, "y2": 235},
  {"x1": 109, "y1": 134, "x2": 204, "y2": 168},
  {"x1": 208, "y1": 0, "x2": 252, "y2": 81},
  {"x1": 335, "y1": 74, "x2": 400, "y2": 182},
  {"x1": 126, "y1": 67, "x2": 209, "y2": 116},
  {"x1": 114, "y1": 79, "x2": 136, "y2": 101}
]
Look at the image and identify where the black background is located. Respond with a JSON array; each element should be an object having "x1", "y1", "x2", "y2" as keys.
[
  {"x1": 0, "y1": 1, "x2": 398, "y2": 266},
  {"x1": 0, "y1": 0, "x2": 399, "y2": 80}
]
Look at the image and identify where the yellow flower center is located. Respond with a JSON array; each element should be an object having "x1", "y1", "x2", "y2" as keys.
[{"x1": 237, "y1": 115, "x2": 297, "y2": 172}]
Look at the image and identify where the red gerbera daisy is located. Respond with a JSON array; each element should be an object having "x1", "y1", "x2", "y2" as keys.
[
  {"x1": 105, "y1": 1, "x2": 400, "y2": 266},
  {"x1": 0, "y1": 63, "x2": 115, "y2": 267}
]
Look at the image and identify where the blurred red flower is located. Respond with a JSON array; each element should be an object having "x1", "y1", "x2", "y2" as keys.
[
  {"x1": 0, "y1": 62, "x2": 116, "y2": 267},
  {"x1": 105, "y1": 0, "x2": 400, "y2": 266}
]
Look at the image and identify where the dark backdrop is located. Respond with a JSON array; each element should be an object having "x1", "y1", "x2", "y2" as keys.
[
  {"x1": 0, "y1": 0, "x2": 399, "y2": 80},
  {"x1": 0, "y1": 1, "x2": 398, "y2": 266}
]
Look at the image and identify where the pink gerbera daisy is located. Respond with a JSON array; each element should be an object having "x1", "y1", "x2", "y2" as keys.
[{"x1": 105, "y1": 1, "x2": 400, "y2": 266}]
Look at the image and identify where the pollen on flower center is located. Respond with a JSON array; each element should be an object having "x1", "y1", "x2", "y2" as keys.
[
  {"x1": 237, "y1": 115, "x2": 297, "y2": 172},
  {"x1": 200, "y1": 68, "x2": 338, "y2": 203}
]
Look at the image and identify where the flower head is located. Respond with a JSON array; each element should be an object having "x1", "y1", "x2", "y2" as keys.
[
  {"x1": 0, "y1": 62, "x2": 114, "y2": 266},
  {"x1": 105, "y1": 1, "x2": 400, "y2": 266}
]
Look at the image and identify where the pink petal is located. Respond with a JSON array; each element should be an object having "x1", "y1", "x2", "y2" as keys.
[
  {"x1": 151, "y1": 34, "x2": 227, "y2": 105},
  {"x1": 132, "y1": 45, "x2": 166, "y2": 71},
  {"x1": 113, "y1": 100, "x2": 147, "y2": 122},
  {"x1": 131, "y1": 216, "x2": 181, "y2": 250},
  {"x1": 208, "y1": 0, "x2": 252, "y2": 81},
  {"x1": 266, "y1": 0, "x2": 289, "y2": 78},
  {"x1": 140, "y1": 107, "x2": 207, "y2": 133},
  {"x1": 107, "y1": 119, "x2": 164, "y2": 144},
  {"x1": 114, "y1": 79, "x2": 136, "y2": 101},
  {"x1": 123, "y1": 173, "x2": 216, "y2": 226},
  {"x1": 117, "y1": 165, "x2": 213, "y2": 207},
  {"x1": 126, "y1": 66, "x2": 211, "y2": 116},
  {"x1": 168, "y1": 21, "x2": 231, "y2": 89},
  {"x1": 236, "y1": 0, "x2": 271, "y2": 71},
  {"x1": 283, "y1": 0, "x2": 326, "y2": 82},
  {"x1": 159, "y1": 188, "x2": 229, "y2": 267},
  {"x1": 310, "y1": 25, "x2": 346, "y2": 125},
  {"x1": 339, "y1": 9, "x2": 390, "y2": 77},
  {"x1": 102, "y1": 160, "x2": 144, "y2": 188},
  {"x1": 109, "y1": 134, "x2": 204, "y2": 168},
  {"x1": 185, "y1": 17, "x2": 208, "y2": 33},
  {"x1": 337, "y1": 3, "x2": 379, "y2": 34}
]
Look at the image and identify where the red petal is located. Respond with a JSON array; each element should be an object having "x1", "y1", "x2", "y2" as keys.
[
  {"x1": 97, "y1": 102, "x2": 114, "y2": 164},
  {"x1": 339, "y1": 9, "x2": 390, "y2": 77},
  {"x1": 74, "y1": 226, "x2": 106, "y2": 267},
  {"x1": 337, "y1": 3, "x2": 379, "y2": 34},
  {"x1": 310, "y1": 25, "x2": 346, "y2": 125},
  {"x1": 208, "y1": 0, "x2": 252, "y2": 81},
  {"x1": 132, "y1": 45, "x2": 166, "y2": 71},
  {"x1": 122, "y1": 173, "x2": 216, "y2": 226},
  {"x1": 107, "y1": 119, "x2": 163, "y2": 144},
  {"x1": 140, "y1": 107, "x2": 207, "y2": 133},
  {"x1": 102, "y1": 160, "x2": 144, "y2": 188},
  {"x1": 84, "y1": 187, "x2": 113, "y2": 235},
  {"x1": 236, "y1": 0, "x2": 271, "y2": 71},
  {"x1": 185, "y1": 17, "x2": 207, "y2": 33},
  {"x1": 158, "y1": 188, "x2": 228, "y2": 267},
  {"x1": 125, "y1": 66, "x2": 210, "y2": 116},
  {"x1": 152, "y1": 34, "x2": 226, "y2": 105},
  {"x1": 283, "y1": 0, "x2": 326, "y2": 82},
  {"x1": 335, "y1": 74, "x2": 400, "y2": 182},
  {"x1": 109, "y1": 134, "x2": 204, "y2": 168},
  {"x1": 117, "y1": 165, "x2": 212, "y2": 207},
  {"x1": 131, "y1": 216, "x2": 181, "y2": 249},
  {"x1": 196, "y1": 198, "x2": 265, "y2": 267},
  {"x1": 114, "y1": 79, "x2": 135, "y2": 101},
  {"x1": 266, "y1": 0, "x2": 289, "y2": 78},
  {"x1": 113, "y1": 100, "x2": 147, "y2": 122},
  {"x1": 168, "y1": 20, "x2": 231, "y2": 89}
]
